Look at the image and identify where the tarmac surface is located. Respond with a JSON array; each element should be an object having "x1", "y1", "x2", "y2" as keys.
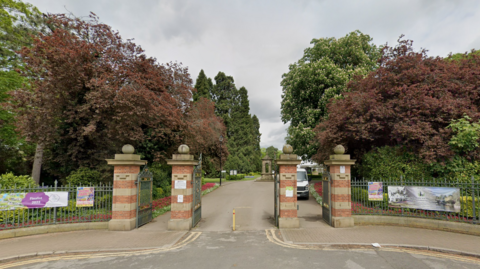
[{"x1": 1, "y1": 179, "x2": 480, "y2": 268}]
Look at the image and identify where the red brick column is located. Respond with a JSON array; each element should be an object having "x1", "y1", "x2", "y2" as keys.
[
  {"x1": 106, "y1": 145, "x2": 147, "y2": 231},
  {"x1": 170, "y1": 166, "x2": 194, "y2": 220},
  {"x1": 324, "y1": 145, "x2": 356, "y2": 228},
  {"x1": 167, "y1": 145, "x2": 198, "y2": 231},
  {"x1": 276, "y1": 145, "x2": 301, "y2": 228}
]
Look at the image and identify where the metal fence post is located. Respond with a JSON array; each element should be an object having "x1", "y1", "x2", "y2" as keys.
[
  {"x1": 400, "y1": 176, "x2": 404, "y2": 216},
  {"x1": 54, "y1": 180, "x2": 58, "y2": 224},
  {"x1": 473, "y1": 176, "x2": 477, "y2": 224}
]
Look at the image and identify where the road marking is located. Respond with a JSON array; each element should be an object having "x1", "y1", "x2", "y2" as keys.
[
  {"x1": 265, "y1": 229, "x2": 480, "y2": 265},
  {"x1": 234, "y1": 207, "x2": 252, "y2": 209},
  {"x1": 0, "y1": 232, "x2": 202, "y2": 269}
]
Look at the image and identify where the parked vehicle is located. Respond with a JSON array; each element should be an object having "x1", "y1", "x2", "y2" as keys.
[{"x1": 297, "y1": 168, "x2": 309, "y2": 200}]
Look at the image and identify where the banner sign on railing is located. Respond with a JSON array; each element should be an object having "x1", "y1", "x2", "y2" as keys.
[
  {"x1": 388, "y1": 186, "x2": 461, "y2": 212},
  {"x1": 0, "y1": 192, "x2": 69, "y2": 210},
  {"x1": 368, "y1": 182, "x2": 383, "y2": 201},
  {"x1": 76, "y1": 187, "x2": 95, "y2": 207}
]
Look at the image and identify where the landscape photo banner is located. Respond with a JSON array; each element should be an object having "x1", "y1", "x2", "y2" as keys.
[
  {"x1": 0, "y1": 193, "x2": 25, "y2": 211},
  {"x1": 76, "y1": 187, "x2": 94, "y2": 207},
  {"x1": 0, "y1": 192, "x2": 69, "y2": 210},
  {"x1": 388, "y1": 186, "x2": 461, "y2": 212}
]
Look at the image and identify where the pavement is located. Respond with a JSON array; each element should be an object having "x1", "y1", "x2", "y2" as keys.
[{"x1": 1, "y1": 179, "x2": 480, "y2": 264}]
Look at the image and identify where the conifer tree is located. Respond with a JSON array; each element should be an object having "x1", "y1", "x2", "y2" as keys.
[
  {"x1": 199, "y1": 71, "x2": 262, "y2": 174},
  {"x1": 193, "y1": 69, "x2": 212, "y2": 102}
]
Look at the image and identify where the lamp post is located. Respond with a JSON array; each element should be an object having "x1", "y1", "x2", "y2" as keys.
[{"x1": 219, "y1": 135, "x2": 223, "y2": 186}]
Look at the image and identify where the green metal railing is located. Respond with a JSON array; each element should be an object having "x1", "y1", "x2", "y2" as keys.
[
  {"x1": 351, "y1": 176, "x2": 479, "y2": 225},
  {"x1": 0, "y1": 181, "x2": 112, "y2": 230}
]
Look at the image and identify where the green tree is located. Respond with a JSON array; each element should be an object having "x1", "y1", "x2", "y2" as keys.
[
  {"x1": 0, "y1": 0, "x2": 47, "y2": 177},
  {"x1": 210, "y1": 72, "x2": 237, "y2": 131},
  {"x1": 281, "y1": 30, "x2": 380, "y2": 160},
  {"x1": 203, "y1": 71, "x2": 261, "y2": 173},
  {"x1": 0, "y1": 0, "x2": 49, "y2": 69},
  {"x1": 193, "y1": 69, "x2": 212, "y2": 102},
  {"x1": 251, "y1": 115, "x2": 262, "y2": 171},
  {"x1": 447, "y1": 115, "x2": 480, "y2": 155}
]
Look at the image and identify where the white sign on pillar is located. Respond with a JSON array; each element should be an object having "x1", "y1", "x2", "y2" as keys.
[
  {"x1": 340, "y1": 166, "x2": 345, "y2": 173},
  {"x1": 177, "y1": 195, "x2": 183, "y2": 203},
  {"x1": 175, "y1": 180, "x2": 187, "y2": 189}
]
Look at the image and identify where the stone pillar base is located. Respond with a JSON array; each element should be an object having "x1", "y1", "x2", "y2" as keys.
[
  {"x1": 332, "y1": 217, "x2": 354, "y2": 228},
  {"x1": 108, "y1": 218, "x2": 136, "y2": 231},
  {"x1": 261, "y1": 173, "x2": 273, "y2": 180},
  {"x1": 279, "y1": 217, "x2": 300, "y2": 228},
  {"x1": 168, "y1": 218, "x2": 192, "y2": 231}
]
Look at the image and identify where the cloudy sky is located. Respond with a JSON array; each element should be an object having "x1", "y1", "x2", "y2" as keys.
[{"x1": 28, "y1": 0, "x2": 480, "y2": 149}]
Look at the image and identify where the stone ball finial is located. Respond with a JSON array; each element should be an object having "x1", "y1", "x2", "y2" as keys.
[
  {"x1": 333, "y1": 144, "x2": 345, "y2": 155},
  {"x1": 122, "y1": 144, "x2": 135, "y2": 154},
  {"x1": 283, "y1": 144, "x2": 293, "y2": 154},
  {"x1": 178, "y1": 144, "x2": 190, "y2": 154}
]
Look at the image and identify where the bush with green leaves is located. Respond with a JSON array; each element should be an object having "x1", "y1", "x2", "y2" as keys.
[
  {"x1": 358, "y1": 146, "x2": 431, "y2": 180},
  {"x1": 226, "y1": 174, "x2": 244, "y2": 180},
  {"x1": 149, "y1": 163, "x2": 171, "y2": 191},
  {"x1": 0, "y1": 173, "x2": 37, "y2": 189},
  {"x1": 65, "y1": 168, "x2": 102, "y2": 186},
  {"x1": 153, "y1": 187, "x2": 166, "y2": 199}
]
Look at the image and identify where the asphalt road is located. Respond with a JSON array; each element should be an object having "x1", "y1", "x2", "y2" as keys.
[
  {"x1": 194, "y1": 180, "x2": 276, "y2": 231},
  {"x1": 6, "y1": 230, "x2": 480, "y2": 269}
]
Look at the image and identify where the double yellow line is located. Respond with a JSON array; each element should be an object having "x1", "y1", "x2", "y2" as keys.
[
  {"x1": 265, "y1": 229, "x2": 480, "y2": 265},
  {"x1": 0, "y1": 232, "x2": 202, "y2": 269}
]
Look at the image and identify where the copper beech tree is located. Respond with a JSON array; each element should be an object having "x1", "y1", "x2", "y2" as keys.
[
  {"x1": 313, "y1": 38, "x2": 480, "y2": 164},
  {"x1": 10, "y1": 14, "x2": 227, "y2": 179}
]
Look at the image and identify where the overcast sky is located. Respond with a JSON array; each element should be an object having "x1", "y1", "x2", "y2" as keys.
[{"x1": 28, "y1": 0, "x2": 480, "y2": 150}]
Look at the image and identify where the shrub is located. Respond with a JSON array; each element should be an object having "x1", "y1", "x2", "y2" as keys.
[
  {"x1": 66, "y1": 168, "x2": 102, "y2": 186},
  {"x1": 58, "y1": 200, "x2": 77, "y2": 213},
  {"x1": 351, "y1": 187, "x2": 389, "y2": 208},
  {"x1": 0, "y1": 173, "x2": 37, "y2": 189},
  {"x1": 0, "y1": 209, "x2": 30, "y2": 224},
  {"x1": 460, "y1": 196, "x2": 480, "y2": 218},
  {"x1": 226, "y1": 175, "x2": 243, "y2": 180},
  {"x1": 150, "y1": 163, "x2": 171, "y2": 191},
  {"x1": 153, "y1": 187, "x2": 165, "y2": 199},
  {"x1": 94, "y1": 194, "x2": 112, "y2": 207},
  {"x1": 358, "y1": 146, "x2": 431, "y2": 180}
]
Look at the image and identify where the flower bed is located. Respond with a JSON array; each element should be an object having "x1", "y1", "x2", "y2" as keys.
[
  {"x1": 314, "y1": 182, "x2": 322, "y2": 196},
  {"x1": 152, "y1": 196, "x2": 171, "y2": 211},
  {"x1": 152, "y1": 183, "x2": 218, "y2": 218},
  {"x1": 201, "y1": 183, "x2": 216, "y2": 191}
]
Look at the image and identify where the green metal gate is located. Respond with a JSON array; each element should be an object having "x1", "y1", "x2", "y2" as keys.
[
  {"x1": 192, "y1": 154, "x2": 202, "y2": 228},
  {"x1": 322, "y1": 169, "x2": 332, "y2": 226},
  {"x1": 274, "y1": 168, "x2": 279, "y2": 227},
  {"x1": 137, "y1": 165, "x2": 153, "y2": 228}
]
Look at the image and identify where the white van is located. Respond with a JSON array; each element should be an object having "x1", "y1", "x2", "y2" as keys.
[{"x1": 297, "y1": 168, "x2": 310, "y2": 200}]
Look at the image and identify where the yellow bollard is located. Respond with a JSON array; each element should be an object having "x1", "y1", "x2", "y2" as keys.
[{"x1": 233, "y1": 209, "x2": 236, "y2": 231}]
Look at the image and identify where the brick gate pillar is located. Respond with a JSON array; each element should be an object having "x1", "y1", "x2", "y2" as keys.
[
  {"x1": 166, "y1": 144, "x2": 198, "y2": 231},
  {"x1": 106, "y1": 144, "x2": 147, "y2": 231},
  {"x1": 275, "y1": 144, "x2": 301, "y2": 228},
  {"x1": 324, "y1": 145, "x2": 356, "y2": 228}
]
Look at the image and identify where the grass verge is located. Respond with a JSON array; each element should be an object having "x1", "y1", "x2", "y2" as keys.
[{"x1": 310, "y1": 184, "x2": 322, "y2": 205}]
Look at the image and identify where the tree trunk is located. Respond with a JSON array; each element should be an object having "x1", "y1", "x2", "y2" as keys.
[{"x1": 32, "y1": 143, "x2": 44, "y2": 184}]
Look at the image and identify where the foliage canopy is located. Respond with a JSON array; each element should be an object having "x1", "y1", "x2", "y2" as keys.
[{"x1": 281, "y1": 30, "x2": 380, "y2": 159}]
